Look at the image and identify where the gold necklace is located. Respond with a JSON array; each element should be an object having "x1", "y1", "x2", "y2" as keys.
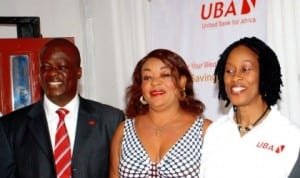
[
  {"x1": 154, "y1": 127, "x2": 164, "y2": 137},
  {"x1": 148, "y1": 118, "x2": 171, "y2": 137},
  {"x1": 152, "y1": 122, "x2": 169, "y2": 137},
  {"x1": 236, "y1": 106, "x2": 270, "y2": 134}
]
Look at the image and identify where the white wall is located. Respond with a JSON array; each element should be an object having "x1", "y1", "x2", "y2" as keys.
[{"x1": 0, "y1": 0, "x2": 84, "y2": 47}]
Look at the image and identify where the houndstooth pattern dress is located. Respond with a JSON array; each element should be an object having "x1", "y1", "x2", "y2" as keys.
[{"x1": 119, "y1": 116, "x2": 204, "y2": 178}]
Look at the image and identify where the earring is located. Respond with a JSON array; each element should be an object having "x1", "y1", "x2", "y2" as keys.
[
  {"x1": 181, "y1": 88, "x2": 187, "y2": 99},
  {"x1": 233, "y1": 105, "x2": 237, "y2": 112},
  {"x1": 139, "y1": 96, "x2": 148, "y2": 105}
]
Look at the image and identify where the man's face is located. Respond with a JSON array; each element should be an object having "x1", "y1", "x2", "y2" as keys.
[{"x1": 39, "y1": 46, "x2": 82, "y2": 106}]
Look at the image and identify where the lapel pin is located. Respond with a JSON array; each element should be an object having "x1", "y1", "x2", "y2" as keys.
[{"x1": 88, "y1": 120, "x2": 96, "y2": 126}]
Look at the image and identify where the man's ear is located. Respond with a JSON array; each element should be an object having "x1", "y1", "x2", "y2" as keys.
[{"x1": 77, "y1": 67, "x2": 82, "y2": 79}]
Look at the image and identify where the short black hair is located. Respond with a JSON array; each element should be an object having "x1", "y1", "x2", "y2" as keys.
[
  {"x1": 40, "y1": 38, "x2": 81, "y2": 66},
  {"x1": 214, "y1": 36, "x2": 283, "y2": 107}
]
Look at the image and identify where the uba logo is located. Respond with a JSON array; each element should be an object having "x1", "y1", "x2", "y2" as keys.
[
  {"x1": 256, "y1": 141, "x2": 285, "y2": 154},
  {"x1": 201, "y1": 0, "x2": 256, "y2": 20}
]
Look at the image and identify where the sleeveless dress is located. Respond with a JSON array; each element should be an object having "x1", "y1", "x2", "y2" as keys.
[{"x1": 119, "y1": 117, "x2": 203, "y2": 178}]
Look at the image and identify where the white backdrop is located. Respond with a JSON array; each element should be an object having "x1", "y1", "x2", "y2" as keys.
[
  {"x1": 151, "y1": 0, "x2": 267, "y2": 120},
  {"x1": 0, "y1": 0, "x2": 299, "y2": 125}
]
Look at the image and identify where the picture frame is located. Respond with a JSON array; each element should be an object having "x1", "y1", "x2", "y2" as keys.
[{"x1": 0, "y1": 16, "x2": 42, "y2": 38}]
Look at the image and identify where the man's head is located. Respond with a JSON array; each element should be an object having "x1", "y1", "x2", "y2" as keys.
[{"x1": 39, "y1": 38, "x2": 82, "y2": 106}]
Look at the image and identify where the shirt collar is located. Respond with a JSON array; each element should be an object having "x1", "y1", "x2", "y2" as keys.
[{"x1": 43, "y1": 94, "x2": 80, "y2": 120}]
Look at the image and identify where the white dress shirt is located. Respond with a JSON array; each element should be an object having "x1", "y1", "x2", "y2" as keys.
[{"x1": 43, "y1": 95, "x2": 79, "y2": 154}]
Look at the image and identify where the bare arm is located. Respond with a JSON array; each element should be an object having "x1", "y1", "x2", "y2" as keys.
[
  {"x1": 109, "y1": 121, "x2": 125, "y2": 178},
  {"x1": 202, "y1": 118, "x2": 212, "y2": 136}
]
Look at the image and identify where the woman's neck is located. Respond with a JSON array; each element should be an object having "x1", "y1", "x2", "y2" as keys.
[{"x1": 234, "y1": 102, "x2": 270, "y2": 136}]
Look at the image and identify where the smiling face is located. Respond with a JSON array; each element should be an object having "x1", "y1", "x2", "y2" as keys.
[
  {"x1": 39, "y1": 43, "x2": 82, "y2": 106},
  {"x1": 141, "y1": 57, "x2": 185, "y2": 110},
  {"x1": 224, "y1": 45, "x2": 263, "y2": 108}
]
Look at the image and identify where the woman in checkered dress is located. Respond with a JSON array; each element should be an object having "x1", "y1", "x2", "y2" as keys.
[{"x1": 110, "y1": 49, "x2": 211, "y2": 178}]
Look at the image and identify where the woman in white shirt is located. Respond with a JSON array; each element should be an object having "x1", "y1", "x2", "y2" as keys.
[{"x1": 200, "y1": 36, "x2": 300, "y2": 178}]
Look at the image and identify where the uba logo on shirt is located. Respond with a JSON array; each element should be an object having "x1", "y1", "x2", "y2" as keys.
[{"x1": 256, "y1": 141, "x2": 285, "y2": 154}]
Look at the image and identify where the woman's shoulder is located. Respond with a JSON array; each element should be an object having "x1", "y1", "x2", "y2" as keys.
[
  {"x1": 203, "y1": 118, "x2": 212, "y2": 132},
  {"x1": 202, "y1": 113, "x2": 234, "y2": 134}
]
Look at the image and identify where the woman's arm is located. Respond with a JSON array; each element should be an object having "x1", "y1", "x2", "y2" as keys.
[
  {"x1": 109, "y1": 121, "x2": 125, "y2": 178},
  {"x1": 203, "y1": 118, "x2": 212, "y2": 136}
]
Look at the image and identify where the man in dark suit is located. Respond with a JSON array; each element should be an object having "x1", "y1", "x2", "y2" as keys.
[{"x1": 0, "y1": 38, "x2": 124, "y2": 178}]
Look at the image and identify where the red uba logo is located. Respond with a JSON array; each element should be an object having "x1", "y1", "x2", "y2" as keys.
[
  {"x1": 256, "y1": 141, "x2": 285, "y2": 154},
  {"x1": 201, "y1": 0, "x2": 256, "y2": 20}
]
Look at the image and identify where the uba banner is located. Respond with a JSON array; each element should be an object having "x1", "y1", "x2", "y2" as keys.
[{"x1": 150, "y1": 0, "x2": 267, "y2": 120}]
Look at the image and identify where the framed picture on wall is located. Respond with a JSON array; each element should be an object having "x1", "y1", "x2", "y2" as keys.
[
  {"x1": 0, "y1": 17, "x2": 42, "y2": 115},
  {"x1": 11, "y1": 55, "x2": 31, "y2": 110},
  {"x1": 0, "y1": 37, "x2": 74, "y2": 115}
]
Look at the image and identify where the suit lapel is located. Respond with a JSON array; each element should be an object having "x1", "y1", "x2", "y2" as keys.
[
  {"x1": 27, "y1": 102, "x2": 55, "y2": 164},
  {"x1": 72, "y1": 98, "x2": 98, "y2": 162}
]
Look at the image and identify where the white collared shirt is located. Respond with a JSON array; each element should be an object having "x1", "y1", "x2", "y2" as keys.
[
  {"x1": 200, "y1": 108, "x2": 300, "y2": 178},
  {"x1": 43, "y1": 95, "x2": 79, "y2": 154}
]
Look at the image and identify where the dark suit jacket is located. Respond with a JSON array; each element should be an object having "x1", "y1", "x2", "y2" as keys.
[
  {"x1": 0, "y1": 96, "x2": 124, "y2": 178},
  {"x1": 289, "y1": 149, "x2": 300, "y2": 178}
]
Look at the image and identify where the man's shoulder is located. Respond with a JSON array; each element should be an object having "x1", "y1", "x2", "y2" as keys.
[
  {"x1": 79, "y1": 97, "x2": 124, "y2": 114},
  {"x1": 2, "y1": 101, "x2": 41, "y2": 116},
  {"x1": 79, "y1": 97, "x2": 125, "y2": 126},
  {"x1": 80, "y1": 98, "x2": 120, "y2": 111},
  {"x1": 0, "y1": 101, "x2": 42, "y2": 126}
]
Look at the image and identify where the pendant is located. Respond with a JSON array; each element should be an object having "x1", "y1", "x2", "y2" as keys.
[
  {"x1": 155, "y1": 128, "x2": 162, "y2": 136},
  {"x1": 239, "y1": 127, "x2": 248, "y2": 133},
  {"x1": 238, "y1": 125, "x2": 251, "y2": 134}
]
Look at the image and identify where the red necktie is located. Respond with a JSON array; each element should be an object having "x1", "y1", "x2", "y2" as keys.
[{"x1": 54, "y1": 108, "x2": 72, "y2": 178}]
